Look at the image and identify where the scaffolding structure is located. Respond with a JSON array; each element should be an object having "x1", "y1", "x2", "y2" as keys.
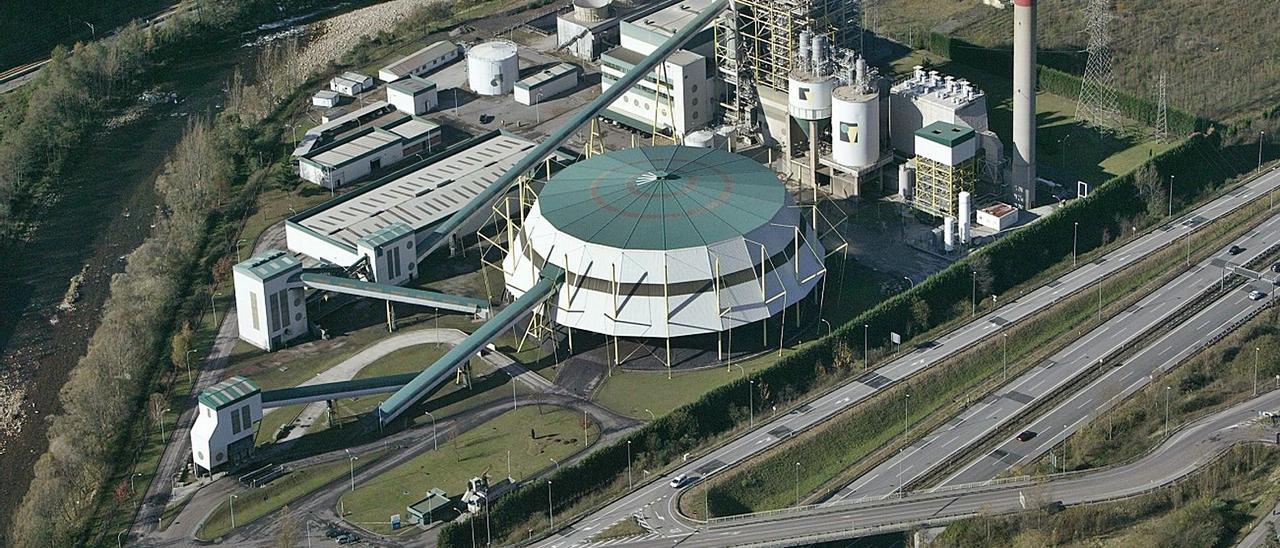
[
  {"x1": 715, "y1": 0, "x2": 858, "y2": 129},
  {"x1": 911, "y1": 155, "x2": 976, "y2": 219}
]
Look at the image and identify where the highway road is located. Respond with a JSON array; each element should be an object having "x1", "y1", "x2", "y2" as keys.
[
  {"x1": 539, "y1": 168, "x2": 1280, "y2": 548},
  {"x1": 826, "y1": 211, "x2": 1280, "y2": 501},
  {"x1": 607, "y1": 389, "x2": 1280, "y2": 548}
]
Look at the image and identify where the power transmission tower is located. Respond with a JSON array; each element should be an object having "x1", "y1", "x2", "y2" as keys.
[
  {"x1": 1155, "y1": 70, "x2": 1169, "y2": 141},
  {"x1": 1076, "y1": 0, "x2": 1120, "y2": 128}
]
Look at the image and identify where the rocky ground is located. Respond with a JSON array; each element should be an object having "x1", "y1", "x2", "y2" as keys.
[{"x1": 295, "y1": 0, "x2": 441, "y2": 78}]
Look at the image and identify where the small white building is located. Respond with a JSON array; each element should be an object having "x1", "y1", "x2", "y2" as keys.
[
  {"x1": 356, "y1": 224, "x2": 418, "y2": 284},
  {"x1": 330, "y1": 76, "x2": 361, "y2": 96},
  {"x1": 387, "y1": 76, "x2": 439, "y2": 115},
  {"x1": 233, "y1": 250, "x2": 307, "y2": 352},
  {"x1": 515, "y1": 63, "x2": 581, "y2": 105},
  {"x1": 977, "y1": 202, "x2": 1020, "y2": 231},
  {"x1": 298, "y1": 117, "x2": 442, "y2": 188},
  {"x1": 191, "y1": 376, "x2": 263, "y2": 474},
  {"x1": 342, "y1": 72, "x2": 375, "y2": 92},
  {"x1": 312, "y1": 90, "x2": 341, "y2": 108},
  {"x1": 379, "y1": 40, "x2": 461, "y2": 82}
]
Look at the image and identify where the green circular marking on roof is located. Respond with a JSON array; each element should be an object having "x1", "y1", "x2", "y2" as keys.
[{"x1": 537, "y1": 146, "x2": 787, "y2": 250}]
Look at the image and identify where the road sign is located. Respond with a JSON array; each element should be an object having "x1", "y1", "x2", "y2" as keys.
[{"x1": 890, "y1": 332, "x2": 901, "y2": 345}]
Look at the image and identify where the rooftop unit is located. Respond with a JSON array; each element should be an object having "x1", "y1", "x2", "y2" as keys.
[{"x1": 890, "y1": 66, "x2": 989, "y2": 156}]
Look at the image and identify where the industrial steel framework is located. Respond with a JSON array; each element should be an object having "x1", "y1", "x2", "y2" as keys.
[{"x1": 912, "y1": 156, "x2": 977, "y2": 219}]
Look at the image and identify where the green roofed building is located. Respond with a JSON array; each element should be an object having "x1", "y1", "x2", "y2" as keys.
[
  {"x1": 191, "y1": 376, "x2": 263, "y2": 473},
  {"x1": 911, "y1": 121, "x2": 978, "y2": 219}
]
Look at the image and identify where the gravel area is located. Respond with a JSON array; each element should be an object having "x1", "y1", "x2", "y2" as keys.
[{"x1": 296, "y1": 0, "x2": 442, "y2": 78}]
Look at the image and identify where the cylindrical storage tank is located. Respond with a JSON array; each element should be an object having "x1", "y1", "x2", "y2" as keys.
[
  {"x1": 831, "y1": 85, "x2": 880, "y2": 168},
  {"x1": 898, "y1": 164, "x2": 913, "y2": 198},
  {"x1": 944, "y1": 216, "x2": 956, "y2": 252},
  {"x1": 467, "y1": 40, "x2": 519, "y2": 96},
  {"x1": 958, "y1": 191, "x2": 972, "y2": 243},
  {"x1": 797, "y1": 29, "x2": 812, "y2": 71},
  {"x1": 572, "y1": 0, "x2": 611, "y2": 21},
  {"x1": 811, "y1": 34, "x2": 827, "y2": 74},
  {"x1": 788, "y1": 73, "x2": 835, "y2": 120},
  {"x1": 684, "y1": 129, "x2": 718, "y2": 148}
]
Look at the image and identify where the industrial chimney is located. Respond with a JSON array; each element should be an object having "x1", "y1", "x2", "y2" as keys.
[{"x1": 1012, "y1": 0, "x2": 1036, "y2": 208}]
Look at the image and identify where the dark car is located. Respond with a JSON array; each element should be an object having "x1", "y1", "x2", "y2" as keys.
[
  {"x1": 337, "y1": 533, "x2": 361, "y2": 544},
  {"x1": 1229, "y1": 245, "x2": 1245, "y2": 255},
  {"x1": 1016, "y1": 430, "x2": 1037, "y2": 442},
  {"x1": 1271, "y1": 262, "x2": 1280, "y2": 273}
]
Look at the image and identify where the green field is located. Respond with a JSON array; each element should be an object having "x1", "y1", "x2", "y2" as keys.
[{"x1": 337, "y1": 406, "x2": 599, "y2": 535}]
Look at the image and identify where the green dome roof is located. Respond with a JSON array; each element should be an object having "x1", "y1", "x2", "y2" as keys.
[{"x1": 536, "y1": 146, "x2": 787, "y2": 250}]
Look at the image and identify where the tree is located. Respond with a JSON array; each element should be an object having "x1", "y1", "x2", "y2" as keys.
[
  {"x1": 909, "y1": 297, "x2": 931, "y2": 335},
  {"x1": 211, "y1": 255, "x2": 233, "y2": 286},
  {"x1": 1134, "y1": 162, "x2": 1168, "y2": 217},
  {"x1": 970, "y1": 253, "x2": 995, "y2": 299},
  {"x1": 833, "y1": 339, "x2": 856, "y2": 371},
  {"x1": 114, "y1": 480, "x2": 130, "y2": 503},
  {"x1": 276, "y1": 504, "x2": 297, "y2": 547},
  {"x1": 170, "y1": 322, "x2": 193, "y2": 370}
]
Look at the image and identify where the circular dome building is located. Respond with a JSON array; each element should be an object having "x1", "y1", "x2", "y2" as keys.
[{"x1": 503, "y1": 146, "x2": 826, "y2": 339}]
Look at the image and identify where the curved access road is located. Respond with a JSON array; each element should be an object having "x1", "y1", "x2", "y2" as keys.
[
  {"x1": 540, "y1": 168, "x2": 1280, "y2": 548},
  {"x1": 594, "y1": 389, "x2": 1280, "y2": 548}
]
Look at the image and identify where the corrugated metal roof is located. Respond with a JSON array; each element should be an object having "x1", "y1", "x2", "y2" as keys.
[
  {"x1": 297, "y1": 132, "x2": 538, "y2": 247},
  {"x1": 536, "y1": 146, "x2": 785, "y2": 250},
  {"x1": 199, "y1": 376, "x2": 261, "y2": 409},
  {"x1": 381, "y1": 41, "x2": 458, "y2": 80},
  {"x1": 304, "y1": 128, "x2": 401, "y2": 168},
  {"x1": 387, "y1": 75, "x2": 437, "y2": 95},
  {"x1": 233, "y1": 250, "x2": 301, "y2": 282},
  {"x1": 915, "y1": 121, "x2": 975, "y2": 147},
  {"x1": 357, "y1": 222, "x2": 414, "y2": 248},
  {"x1": 516, "y1": 63, "x2": 579, "y2": 90}
]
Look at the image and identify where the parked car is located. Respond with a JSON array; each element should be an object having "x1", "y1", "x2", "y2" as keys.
[
  {"x1": 336, "y1": 533, "x2": 361, "y2": 544},
  {"x1": 1229, "y1": 245, "x2": 1245, "y2": 255},
  {"x1": 1249, "y1": 290, "x2": 1266, "y2": 301},
  {"x1": 669, "y1": 474, "x2": 688, "y2": 488},
  {"x1": 1016, "y1": 430, "x2": 1037, "y2": 442},
  {"x1": 1271, "y1": 261, "x2": 1280, "y2": 273}
]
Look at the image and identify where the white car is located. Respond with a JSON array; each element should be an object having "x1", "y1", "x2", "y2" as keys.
[
  {"x1": 669, "y1": 474, "x2": 688, "y2": 488},
  {"x1": 1249, "y1": 290, "x2": 1266, "y2": 301}
]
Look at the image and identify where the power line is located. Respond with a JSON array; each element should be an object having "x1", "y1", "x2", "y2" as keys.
[{"x1": 1155, "y1": 69, "x2": 1169, "y2": 141}]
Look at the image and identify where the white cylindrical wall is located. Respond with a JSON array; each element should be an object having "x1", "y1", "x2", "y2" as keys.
[
  {"x1": 788, "y1": 74, "x2": 835, "y2": 120},
  {"x1": 944, "y1": 216, "x2": 955, "y2": 252},
  {"x1": 958, "y1": 191, "x2": 972, "y2": 243},
  {"x1": 467, "y1": 40, "x2": 519, "y2": 96},
  {"x1": 898, "y1": 164, "x2": 914, "y2": 198},
  {"x1": 831, "y1": 86, "x2": 880, "y2": 168}
]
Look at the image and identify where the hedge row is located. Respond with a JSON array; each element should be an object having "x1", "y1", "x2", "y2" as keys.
[
  {"x1": 439, "y1": 128, "x2": 1246, "y2": 546},
  {"x1": 910, "y1": 31, "x2": 1209, "y2": 135}
]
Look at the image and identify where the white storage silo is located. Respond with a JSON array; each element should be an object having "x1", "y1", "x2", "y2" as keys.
[
  {"x1": 467, "y1": 40, "x2": 519, "y2": 96},
  {"x1": 832, "y1": 85, "x2": 880, "y2": 168},
  {"x1": 958, "y1": 191, "x2": 972, "y2": 244},
  {"x1": 684, "y1": 129, "x2": 718, "y2": 148},
  {"x1": 788, "y1": 73, "x2": 835, "y2": 121},
  {"x1": 944, "y1": 216, "x2": 956, "y2": 252},
  {"x1": 898, "y1": 164, "x2": 914, "y2": 198}
]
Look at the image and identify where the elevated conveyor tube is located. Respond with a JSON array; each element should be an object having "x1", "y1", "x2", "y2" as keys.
[
  {"x1": 376, "y1": 265, "x2": 566, "y2": 425},
  {"x1": 418, "y1": 0, "x2": 729, "y2": 258},
  {"x1": 299, "y1": 272, "x2": 490, "y2": 316}
]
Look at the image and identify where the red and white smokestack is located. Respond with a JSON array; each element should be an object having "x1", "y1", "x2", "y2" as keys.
[{"x1": 1012, "y1": 0, "x2": 1037, "y2": 207}]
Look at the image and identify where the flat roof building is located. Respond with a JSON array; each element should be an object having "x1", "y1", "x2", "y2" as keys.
[
  {"x1": 515, "y1": 63, "x2": 580, "y2": 105},
  {"x1": 379, "y1": 40, "x2": 461, "y2": 82},
  {"x1": 387, "y1": 75, "x2": 439, "y2": 115},
  {"x1": 287, "y1": 131, "x2": 545, "y2": 266},
  {"x1": 298, "y1": 116, "x2": 442, "y2": 189}
]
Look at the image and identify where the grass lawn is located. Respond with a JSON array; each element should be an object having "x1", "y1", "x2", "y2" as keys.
[
  {"x1": 337, "y1": 406, "x2": 599, "y2": 535},
  {"x1": 197, "y1": 450, "x2": 386, "y2": 540},
  {"x1": 593, "y1": 259, "x2": 892, "y2": 419},
  {"x1": 596, "y1": 517, "x2": 645, "y2": 541}
]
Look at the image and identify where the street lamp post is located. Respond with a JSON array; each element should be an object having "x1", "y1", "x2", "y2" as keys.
[
  {"x1": 236, "y1": 238, "x2": 247, "y2": 262},
  {"x1": 130, "y1": 472, "x2": 142, "y2": 493},
  {"x1": 820, "y1": 318, "x2": 831, "y2": 338},
  {"x1": 627, "y1": 440, "x2": 633, "y2": 491},
  {"x1": 903, "y1": 276, "x2": 915, "y2": 289},
  {"x1": 506, "y1": 370, "x2": 517, "y2": 411},
  {"x1": 347, "y1": 451, "x2": 358, "y2": 492},
  {"x1": 1073, "y1": 222, "x2": 1079, "y2": 268},
  {"x1": 1002, "y1": 332, "x2": 1009, "y2": 380},
  {"x1": 1165, "y1": 386, "x2": 1171, "y2": 438},
  {"x1": 864, "y1": 324, "x2": 870, "y2": 370},
  {"x1": 535, "y1": 92, "x2": 544, "y2": 124},
  {"x1": 229, "y1": 494, "x2": 238, "y2": 529},
  {"x1": 185, "y1": 348, "x2": 198, "y2": 384},
  {"x1": 549, "y1": 457, "x2": 560, "y2": 471},
  {"x1": 547, "y1": 480, "x2": 554, "y2": 529},
  {"x1": 1168, "y1": 175, "x2": 1175, "y2": 217},
  {"x1": 971, "y1": 271, "x2": 977, "y2": 317},
  {"x1": 117, "y1": 531, "x2": 126, "y2": 548},
  {"x1": 1260, "y1": 131, "x2": 1266, "y2": 171},
  {"x1": 749, "y1": 379, "x2": 755, "y2": 427},
  {"x1": 1254, "y1": 347, "x2": 1260, "y2": 397},
  {"x1": 644, "y1": 409, "x2": 656, "y2": 422},
  {"x1": 210, "y1": 292, "x2": 219, "y2": 326},
  {"x1": 424, "y1": 410, "x2": 437, "y2": 450},
  {"x1": 794, "y1": 462, "x2": 801, "y2": 506}
]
